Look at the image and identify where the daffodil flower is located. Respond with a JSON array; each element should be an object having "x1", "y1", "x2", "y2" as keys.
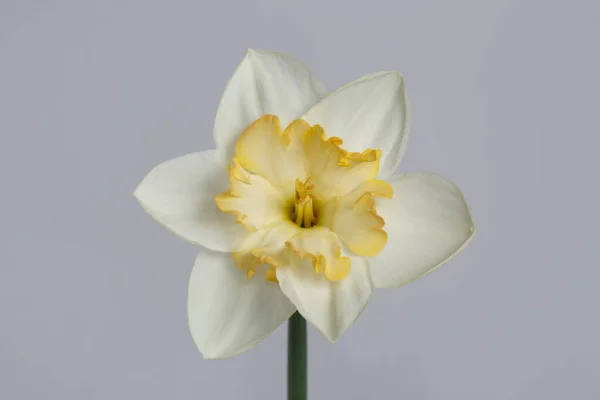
[{"x1": 134, "y1": 49, "x2": 475, "y2": 359}]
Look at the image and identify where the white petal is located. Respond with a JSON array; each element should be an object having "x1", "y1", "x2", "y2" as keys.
[
  {"x1": 134, "y1": 151, "x2": 246, "y2": 252},
  {"x1": 188, "y1": 249, "x2": 296, "y2": 359},
  {"x1": 303, "y1": 72, "x2": 410, "y2": 179},
  {"x1": 214, "y1": 49, "x2": 327, "y2": 161},
  {"x1": 276, "y1": 254, "x2": 373, "y2": 342},
  {"x1": 370, "y1": 172, "x2": 475, "y2": 288}
]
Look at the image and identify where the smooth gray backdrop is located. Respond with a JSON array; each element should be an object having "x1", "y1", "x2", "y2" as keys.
[{"x1": 1, "y1": 1, "x2": 599, "y2": 399}]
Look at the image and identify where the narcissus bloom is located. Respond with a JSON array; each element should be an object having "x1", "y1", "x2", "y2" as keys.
[{"x1": 134, "y1": 50, "x2": 475, "y2": 359}]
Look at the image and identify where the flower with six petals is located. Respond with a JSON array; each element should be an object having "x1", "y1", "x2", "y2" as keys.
[{"x1": 134, "y1": 49, "x2": 475, "y2": 359}]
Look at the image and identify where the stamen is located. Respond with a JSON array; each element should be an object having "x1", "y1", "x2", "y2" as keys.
[{"x1": 293, "y1": 178, "x2": 317, "y2": 228}]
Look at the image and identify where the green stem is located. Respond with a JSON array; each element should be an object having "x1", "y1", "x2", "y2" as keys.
[{"x1": 288, "y1": 312, "x2": 307, "y2": 400}]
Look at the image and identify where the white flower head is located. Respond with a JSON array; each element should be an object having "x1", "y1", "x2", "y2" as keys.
[{"x1": 134, "y1": 49, "x2": 475, "y2": 359}]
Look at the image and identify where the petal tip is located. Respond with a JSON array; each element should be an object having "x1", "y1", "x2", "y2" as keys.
[
  {"x1": 325, "y1": 334, "x2": 338, "y2": 344},
  {"x1": 365, "y1": 70, "x2": 405, "y2": 85},
  {"x1": 199, "y1": 349, "x2": 234, "y2": 360},
  {"x1": 132, "y1": 180, "x2": 148, "y2": 202}
]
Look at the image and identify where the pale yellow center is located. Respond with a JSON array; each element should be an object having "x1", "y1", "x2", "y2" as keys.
[{"x1": 215, "y1": 115, "x2": 393, "y2": 283}]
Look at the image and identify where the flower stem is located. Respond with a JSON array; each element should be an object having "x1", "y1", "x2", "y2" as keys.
[{"x1": 288, "y1": 312, "x2": 307, "y2": 400}]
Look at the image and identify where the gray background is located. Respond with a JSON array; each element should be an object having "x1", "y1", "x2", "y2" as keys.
[{"x1": 1, "y1": 0, "x2": 599, "y2": 399}]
